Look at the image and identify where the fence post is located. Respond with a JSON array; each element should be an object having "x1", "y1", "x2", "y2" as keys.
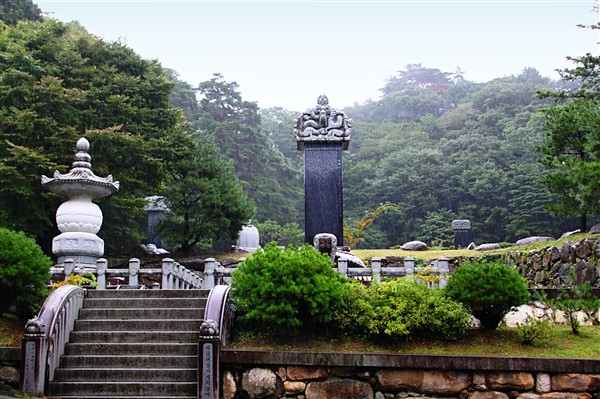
[
  {"x1": 63, "y1": 258, "x2": 74, "y2": 279},
  {"x1": 162, "y1": 258, "x2": 174, "y2": 289},
  {"x1": 129, "y1": 258, "x2": 140, "y2": 286},
  {"x1": 338, "y1": 258, "x2": 348, "y2": 277},
  {"x1": 97, "y1": 258, "x2": 107, "y2": 289},
  {"x1": 371, "y1": 257, "x2": 382, "y2": 284},
  {"x1": 438, "y1": 257, "x2": 449, "y2": 288},
  {"x1": 405, "y1": 257, "x2": 415, "y2": 280},
  {"x1": 204, "y1": 258, "x2": 217, "y2": 289}
]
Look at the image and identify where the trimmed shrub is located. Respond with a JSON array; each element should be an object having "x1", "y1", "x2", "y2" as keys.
[
  {"x1": 359, "y1": 278, "x2": 469, "y2": 341},
  {"x1": 444, "y1": 259, "x2": 529, "y2": 330},
  {"x1": 0, "y1": 227, "x2": 51, "y2": 319},
  {"x1": 231, "y1": 242, "x2": 348, "y2": 335}
]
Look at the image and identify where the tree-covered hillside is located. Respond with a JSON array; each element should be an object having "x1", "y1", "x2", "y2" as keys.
[{"x1": 260, "y1": 65, "x2": 591, "y2": 248}]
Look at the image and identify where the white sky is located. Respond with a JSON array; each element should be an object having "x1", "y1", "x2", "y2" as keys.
[{"x1": 35, "y1": 0, "x2": 599, "y2": 111}]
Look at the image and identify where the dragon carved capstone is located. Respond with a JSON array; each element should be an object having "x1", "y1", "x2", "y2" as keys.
[{"x1": 294, "y1": 95, "x2": 351, "y2": 150}]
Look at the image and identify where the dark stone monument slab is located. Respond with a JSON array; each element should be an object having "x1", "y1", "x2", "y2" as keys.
[
  {"x1": 295, "y1": 95, "x2": 351, "y2": 245},
  {"x1": 452, "y1": 219, "x2": 471, "y2": 249}
]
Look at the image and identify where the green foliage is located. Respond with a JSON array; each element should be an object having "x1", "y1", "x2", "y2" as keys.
[
  {"x1": 255, "y1": 220, "x2": 304, "y2": 248},
  {"x1": 0, "y1": 19, "x2": 190, "y2": 253},
  {"x1": 159, "y1": 138, "x2": 254, "y2": 253},
  {"x1": 230, "y1": 242, "x2": 347, "y2": 335},
  {"x1": 537, "y1": 46, "x2": 600, "y2": 231},
  {"x1": 444, "y1": 259, "x2": 530, "y2": 330},
  {"x1": 517, "y1": 315, "x2": 551, "y2": 345},
  {"x1": 193, "y1": 74, "x2": 302, "y2": 226},
  {"x1": 339, "y1": 278, "x2": 469, "y2": 341},
  {"x1": 0, "y1": 227, "x2": 50, "y2": 319},
  {"x1": 535, "y1": 283, "x2": 600, "y2": 335},
  {"x1": 52, "y1": 272, "x2": 98, "y2": 289},
  {"x1": 343, "y1": 202, "x2": 400, "y2": 249},
  {"x1": 0, "y1": 0, "x2": 42, "y2": 25}
]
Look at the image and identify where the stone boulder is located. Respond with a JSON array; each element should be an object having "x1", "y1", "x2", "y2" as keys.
[
  {"x1": 241, "y1": 368, "x2": 282, "y2": 399},
  {"x1": 589, "y1": 224, "x2": 600, "y2": 234},
  {"x1": 516, "y1": 236, "x2": 554, "y2": 246},
  {"x1": 400, "y1": 241, "x2": 428, "y2": 251},
  {"x1": 561, "y1": 229, "x2": 581, "y2": 238},
  {"x1": 475, "y1": 243, "x2": 501, "y2": 251},
  {"x1": 306, "y1": 379, "x2": 374, "y2": 399}
]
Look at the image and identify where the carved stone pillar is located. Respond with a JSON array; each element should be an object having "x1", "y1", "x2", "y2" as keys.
[{"x1": 295, "y1": 95, "x2": 351, "y2": 245}]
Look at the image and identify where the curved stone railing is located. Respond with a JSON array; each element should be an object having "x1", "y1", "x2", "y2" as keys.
[
  {"x1": 20, "y1": 285, "x2": 85, "y2": 396},
  {"x1": 198, "y1": 285, "x2": 232, "y2": 399}
]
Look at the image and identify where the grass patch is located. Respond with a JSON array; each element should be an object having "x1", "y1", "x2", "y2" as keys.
[
  {"x1": 353, "y1": 233, "x2": 600, "y2": 262},
  {"x1": 0, "y1": 315, "x2": 24, "y2": 347},
  {"x1": 229, "y1": 325, "x2": 600, "y2": 358}
]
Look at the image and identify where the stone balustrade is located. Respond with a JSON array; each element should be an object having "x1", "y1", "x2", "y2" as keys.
[{"x1": 50, "y1": 257, "x2": 203, "y2": 289}]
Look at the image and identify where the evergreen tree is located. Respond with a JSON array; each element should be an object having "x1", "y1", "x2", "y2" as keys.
[
  {"x1": 159, "y1": 138, "x2": 254, "y2": 253},
  {"x1": 193, "y1": 74, "x2": 302, "y2": 225},
  {"x1": 538, "y1": 49, "x2": 600, "y2": 231},
  {"x1": 0, "y1": 19, "x2": 189, "y2": 253},
  {"x1": 0, "y1": 0, "x2": 42, "y2": 25}
]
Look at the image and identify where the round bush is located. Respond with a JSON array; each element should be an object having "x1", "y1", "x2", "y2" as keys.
[
  {"x1": 0, "y1": 228, "x2": 51, "y2": 319},
  {"x1": 230, "y1": 242, "x2": 348, "y2": 335},
  {"x1": 358, "y1": 278, "x2": 469, "y2": 341},
  {"x1": 444, "y1": 259, "x2": 529, "y2": 330}
]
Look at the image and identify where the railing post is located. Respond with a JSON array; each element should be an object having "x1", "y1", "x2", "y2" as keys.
[
  {"x1": 21, "y1": 320, "x2": 47, "y2": 396},
  {"x1": 405, "y1": 257, "x2": 415, "y2": 280},
  {"x1": 162, "y1": 258, "x2": 174, "y2": 289},
  {"x1": 63, "y1": 258, "x2": 74, "y2": 279},
  {"x1": 438, "y1": 257, "x2": 450, "y2": 288},
  {"x1": 129, "y1": 258, "x2": 140, "y2": 286},
  {"x1": 371, "y1": 257, "x2": 382, "y2": 284},
  {"x1": 338, "y1": 258, "x2": 348, "y2": 277},
  {"x1": 97, "y1": 258, "x2": 107, "y2": 289},
  {"x1": 204, "y1": 258, "x2": 217, "y2": 289}
]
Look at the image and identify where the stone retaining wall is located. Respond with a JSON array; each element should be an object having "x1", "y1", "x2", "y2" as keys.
[
  {"x1": 221, "y1": 350, "x2": 600, "y2": 399},
  {"x1": 0, "y1": 347, "x2": 19, "y2": 389},
  {"x1": 383, "y1": 238, "x2": 600, "y2": 289}
]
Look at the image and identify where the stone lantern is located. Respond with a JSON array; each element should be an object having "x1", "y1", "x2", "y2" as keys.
[{"x1": 41, "y1": 137, "x2": 119, "y2": 270}]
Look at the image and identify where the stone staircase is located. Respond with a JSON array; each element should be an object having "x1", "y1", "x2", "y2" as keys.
[{"x1": 48, "y1": 289, "x2": 209, "y2": 399}]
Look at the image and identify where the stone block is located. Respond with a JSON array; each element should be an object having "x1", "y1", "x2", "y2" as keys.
[
  {"x1": 377, "y1": 370, "x2": 471, "y2": 395},
  {"x1": 486, "y1": 372, "x2": 535, "y2": 391},
  {"x1": 469, "y1": 391, "x2": 510, "y2": 399},
  {"x1": 518, "y1": 394, "x2": 540, "y2": 399},
  {"x1": 222, "y1": 370, "x2": 237, "y2": 399},
  {"x1": 551, "y1": 374, "x2": 600, "y2": 392},
  {"x1": 536, "y1": 373, "x2": 551, "y2": 393},
  {"x1": 241, "y1": 367, "x2": 281, "y2": 399},
  {"x1": 306, "y1": 379, "x2": 374, "y2": 399},
  {"x1": 287, "y1": 366, "x2": 328, "y2": 381},
  {"x1": 284, "y1": 381, "x2": 306, "y2": 395},
  {"x1": 540, "y1": 393, "x2": 590, "y2": 399}
]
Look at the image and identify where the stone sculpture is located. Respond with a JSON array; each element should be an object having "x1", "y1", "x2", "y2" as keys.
[
  {"x1": 42, "y1": 137, "x2": 119, "y2": 270},
  {"x1": 294, "y1": 95, "x2": 351, "y2": 150}
]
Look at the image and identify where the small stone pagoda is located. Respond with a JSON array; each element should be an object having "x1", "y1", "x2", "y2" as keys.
[{"x1": 41, "y1": 137, "x2": 119, "y2": 270}]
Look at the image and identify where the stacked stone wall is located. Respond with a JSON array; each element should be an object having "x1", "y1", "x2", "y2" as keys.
[{"x1": 220, "y1": 351, "x2": 600, "y2": 399}]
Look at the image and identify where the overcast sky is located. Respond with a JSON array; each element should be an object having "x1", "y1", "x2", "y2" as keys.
[{"x1": 35, "y1": 0, "x2": 599, "y2": 112}]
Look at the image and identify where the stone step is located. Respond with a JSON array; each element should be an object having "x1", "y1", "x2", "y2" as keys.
[
  {"x1": 53, "y1": 367, "x2": 197, "y2": 382},
  {"x1": 83, "y1": 297, "x2": 206, "y2": 309},
  {"x1": 64, "y1": 342, "x2": 198, "y2": 356},
  {"x1": 70, "y1": 330, "x2": 199, "y2": 343},
  {"x1": 86, "y1": 289, "x2": 209, "y2": 299},
  {"x1": 59, "y1": 355, "x2": 197, "y2": 368},
  {"x1": 78, "y1": 307, "x2": 204, "y2": 320},
  {"x1": 74, "y1": 319, "x2": 202, "y2": 331},
  {"x1": 48, "y1": 381, "x2": 196, "y2": 397}
]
